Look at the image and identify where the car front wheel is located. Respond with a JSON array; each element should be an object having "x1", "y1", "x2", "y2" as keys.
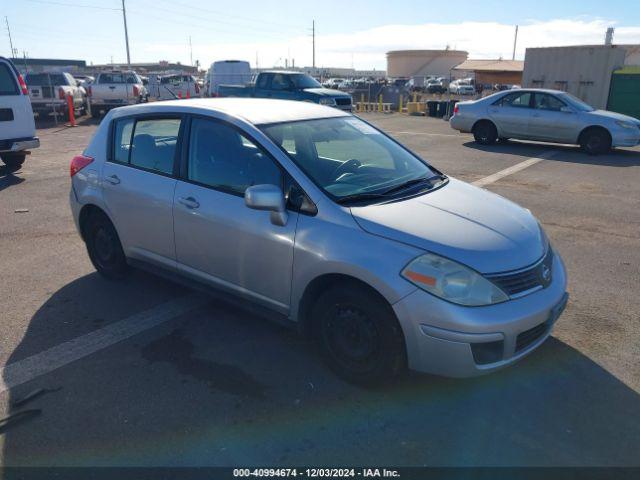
[
  {"x1": 580, "y1": 128, "x2": 611, "y2": 155},
  {"x1": 311, "y1": 283, "x2": 406, "y2": 385}
]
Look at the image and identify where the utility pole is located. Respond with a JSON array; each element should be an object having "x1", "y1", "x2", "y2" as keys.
[
  {"x1": 312, "y1": 20, "x2": 315, "y2": 69},
  {"x1": 189, "y1": 36, "x2": 193, "y2": 66},
  {"x1": 121, "y1": 0, "x2": 131, "y2": 68},
  {"x1": 5, "y1": 17, "x2": 15, "y2": 58},
  {"x1": 512, "y1": 25, "x2": 519, "y2": 61}
]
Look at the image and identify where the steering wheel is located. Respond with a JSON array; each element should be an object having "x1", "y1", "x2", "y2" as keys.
[{"x1": 331, "y1": 159, "x2": 362, "y2": 181}]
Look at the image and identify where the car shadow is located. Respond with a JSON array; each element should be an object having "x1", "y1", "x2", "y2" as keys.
[
  {"x1": 0, "y1": 166, "x2": 25, "y2": 192},
  {"x1": 463, "y1": 140, "x2": 640, "y2": 167},
  {"x1": 2, "y1": 272, "x2": 640, "y2": 466}
]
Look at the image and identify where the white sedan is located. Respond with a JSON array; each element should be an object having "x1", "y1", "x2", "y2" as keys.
[{"x1": 450, "y1": 88, "x2": 640, "y2": 155}]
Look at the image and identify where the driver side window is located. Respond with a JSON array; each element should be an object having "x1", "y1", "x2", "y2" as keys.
[{"x1": 271, "y1": 74, "x2": 291, "y2": 91}]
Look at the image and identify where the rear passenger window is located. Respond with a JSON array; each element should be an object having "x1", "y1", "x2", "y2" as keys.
[
  {"x1": 113, "y1": 118, "x2": 134, "y2": 163},
  {"x1": 494, "y1": 92, "x2": 532, "y2": 108},
  {"x1": 111, "y1": 117, "x2": 181, "y2": 175},
  {"x1": 0, "y1": 63, "x2": 18, "y2": 96},
  {"x1": 130, "y1": 119, "x2": 181, "y2": 174}
]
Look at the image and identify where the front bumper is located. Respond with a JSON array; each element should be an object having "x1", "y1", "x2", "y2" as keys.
[
  {"x1": 611, "y1": 128, "x2": 640, "y2": 148},
  {"x1": 0, "y1": 136, "x2": 40, "y2": 153},
  {"x1": 393, "y1": 251, "x2": 568, "y2": 377}
]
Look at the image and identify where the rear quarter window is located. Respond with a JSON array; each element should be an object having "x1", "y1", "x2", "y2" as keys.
[{"x1": 0, "y1": 63, "x2": 19, "y2": 95}]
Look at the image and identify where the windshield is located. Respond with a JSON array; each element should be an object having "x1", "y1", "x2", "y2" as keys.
[
  {"x1": 291, "y1": 74, "x2": 322, "y2": 89},
  {"x1": 261, "y1": 116, "x2": 439, "y2": 202},
  {"x1": 560, "y1": 92, "x2": 595, "y2": 112}
]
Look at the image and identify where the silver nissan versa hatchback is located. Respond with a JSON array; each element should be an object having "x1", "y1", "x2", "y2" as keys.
[{"x1": 70, "y1": 98, "x2": 568, "y2": 384}]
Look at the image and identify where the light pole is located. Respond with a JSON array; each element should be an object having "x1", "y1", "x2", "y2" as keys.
[{"x1": 122, "y1": 0, "x2": 131, "y2": 68}]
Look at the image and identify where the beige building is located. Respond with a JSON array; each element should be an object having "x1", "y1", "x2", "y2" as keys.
[
  {"x1": 386, "y1": 49, "x2": 468, "y2": 78},
  {"x1": 452, "y1": 59, "x2": 524, "y2": 86}
]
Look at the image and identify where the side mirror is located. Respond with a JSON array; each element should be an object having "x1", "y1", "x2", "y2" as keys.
[
  {"x1": 560, "y1": 106, "x2": 574, "y2": 113},
  {"x1": 244, "y1": 184, "x2": 288, "y2": 226}
]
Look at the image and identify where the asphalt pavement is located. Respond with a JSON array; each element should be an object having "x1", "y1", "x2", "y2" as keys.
[{"x1": 0, "y1": 112, "x2": 638, "y2": 467}]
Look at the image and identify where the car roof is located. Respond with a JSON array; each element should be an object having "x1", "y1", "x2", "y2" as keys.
[{"x1": 109, "y1": 98, "x2": 350, "y2": 125}]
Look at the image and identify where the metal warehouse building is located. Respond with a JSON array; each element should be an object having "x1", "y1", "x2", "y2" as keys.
[
  {"x1": 522, "y1": 44, "x2": 639, "y2": 111},
  {"x1": 386, "y1": 49, "x2": 468, "y2": 79}
]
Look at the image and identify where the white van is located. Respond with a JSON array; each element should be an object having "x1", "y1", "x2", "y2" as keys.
[
  {"x1": 0, "y1": 57, "x2": 39, "y2": 169},
  {"x1": 207, "y1": 60, "x2": 251, "y2": 97}
]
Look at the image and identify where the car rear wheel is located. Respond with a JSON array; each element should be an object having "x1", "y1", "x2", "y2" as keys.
[
  {"x1": 473, "y1": 120, "x2": 498, "y2": 145},
  {"x1": 85, "y1": 211, "x2": 129, "y2": 280},
  {"x1": 311, "y1": 283, "x2": 406, "y2": 385},
  {"x1": 1, "y1": 153, "x2": 26, "y2": 169},
  {"x1": 580, "y1": 128, "x2": 611, "y2": 155}
]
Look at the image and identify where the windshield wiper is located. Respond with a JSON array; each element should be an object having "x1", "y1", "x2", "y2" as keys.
[
  {"x1": 335, "y1": 192, "x2": 391, "y2": 205},
  {"x1": 382, "y1": 175, "x2": 444, "y2": 196}
]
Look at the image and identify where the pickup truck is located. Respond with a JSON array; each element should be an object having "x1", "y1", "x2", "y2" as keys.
[
  {"x1": 25, "y1": 72, "x2": 87, "y2": 120},
  {"x1": 218, "y1": 71, "x2": 352, "y2": 111},
  {"x1": 88, "y1": 71, "x2": 148, "y2": 118}
]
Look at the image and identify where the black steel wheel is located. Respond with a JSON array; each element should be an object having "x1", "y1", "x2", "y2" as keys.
[
  {"x1": 85, "y1": 211, "x2": 129, "y2": 280},
  {"x1": 473, "y1": 120, "x2": 498, "y2": 145},
  {"x1": 312, "y1": 283, "x2": 406, "y2": 385}
]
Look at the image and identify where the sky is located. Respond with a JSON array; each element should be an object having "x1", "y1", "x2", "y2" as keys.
[{"x1": 2, "y1": 0, "x2": 640, "y2": 70}]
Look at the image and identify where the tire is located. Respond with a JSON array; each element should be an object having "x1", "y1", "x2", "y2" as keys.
[
  {"x1": 311, "y1": 283, "x2": 406, "y2": 385},
  {"x1": 473, "y1": 120, "x2": 498, "y2": 145},
  {"x1": 580, "y1": 128, "x2": 611, "y2": 155},
  {"x1": 84, "y1": 211, "x2": 129, "y2": 280},
  {"x1": 1, "y1": 153, "x2": 26, "y2": 169}
]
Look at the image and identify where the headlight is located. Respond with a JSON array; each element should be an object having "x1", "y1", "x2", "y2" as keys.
[
  {"x1": 319, "y1": 97, "x2": 336, "y2": 106},
  {"x1": 401, "y1": 253, "x2": 508, "y2": 306},
  {"x1": 615, "y1": 120, "x2": 636, "y2": 129}
]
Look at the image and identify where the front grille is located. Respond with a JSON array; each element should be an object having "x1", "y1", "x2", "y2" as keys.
[
  {"x1": 335, "y1": 97, "x2": 352, "y2": 106},
  {"x1": 516, "y1": 321, "x2": 549, "y2": 352},
  {"x1": 487, "y1": 248, "x2": 554, "y2": 297}
]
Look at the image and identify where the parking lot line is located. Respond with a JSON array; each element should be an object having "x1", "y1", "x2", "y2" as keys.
[
  {"x1": 0, "y1": 293, "x2": 210, "y2": 395},
  {"x1": 388, "y1": 131, "x2": 462, "y2": 137},
  {"x1": 472, "y1": 150, "x2": 559, "y2": 187}
]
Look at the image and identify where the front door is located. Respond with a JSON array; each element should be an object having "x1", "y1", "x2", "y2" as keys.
[
  {"x1": 529, "y1": 93, "x2": 581, "y2": 143},
  {"x1": 101, "y1": 116, "x2": 182, "y2": 267},
  {"x1": 173, "y1": 117, "x2": 297, "y2": 313}
]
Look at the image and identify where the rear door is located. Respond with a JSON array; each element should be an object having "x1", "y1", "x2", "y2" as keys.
[
  {"x1": 101, "y1": 115, "x2": 183, "y2": 268},
  {"x1": 487, "y1": 91, "x2": 533, "y2": 137},
  {"x1": 0, "y1": 59, "x2": 35, "y2": 141}
]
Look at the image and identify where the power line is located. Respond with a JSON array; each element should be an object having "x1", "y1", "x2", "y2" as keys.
[
  {"x1": 5, "y1": 17, "x2": 16, "y2": 57},
  {"x1": 22, "y1": 0, "x2": 121, "y2": 11}
]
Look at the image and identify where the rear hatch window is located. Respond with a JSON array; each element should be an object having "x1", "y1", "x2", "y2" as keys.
[
  {"x1": 99, "y1": 73, "x2": 138, "y2": 84},
  {"x1": 0, "y1": 63, "x2": 19, "y2": 95},
  {"x1": 25, "y1": 73, "x2": 67, "y2": 86}
]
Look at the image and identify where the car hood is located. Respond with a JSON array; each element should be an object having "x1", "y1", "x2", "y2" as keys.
[
  {"x1": 304, "y1": 87, "x2": 351, "y2": 98},
  {"x1": 350, "y1": 178, "x2": 545, "y2": 273},
  {"x1": 588, "y1": 109, "x2": 640, "y2": 125}
]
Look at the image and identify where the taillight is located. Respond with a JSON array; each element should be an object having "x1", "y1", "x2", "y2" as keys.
[
  {"x1": 17, "y1": 74, "x2": 28, "y2": 95},
  {"x1": 70, "y1": 154, "x2": 94, "y2": 177},
  {"x1": 133, "y1": 85, "x2": 140, "y2": 97},
  {"x1": 58, "y1": 87, "x2": 65, "y2": 100},
  {"x1": 453, "y1": 104, "x2": 459, "y2": 114},
  {"x1": 87, "y1": 85, "x2": 92, "y2": 97}
]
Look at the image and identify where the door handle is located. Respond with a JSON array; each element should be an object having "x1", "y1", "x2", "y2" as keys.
[
  {"x1": 105, "y1": 174, "x2": 120, "y2": 185},
  {"x1": 178, "y1": 196, "x2": 200, "y2": 209}
]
